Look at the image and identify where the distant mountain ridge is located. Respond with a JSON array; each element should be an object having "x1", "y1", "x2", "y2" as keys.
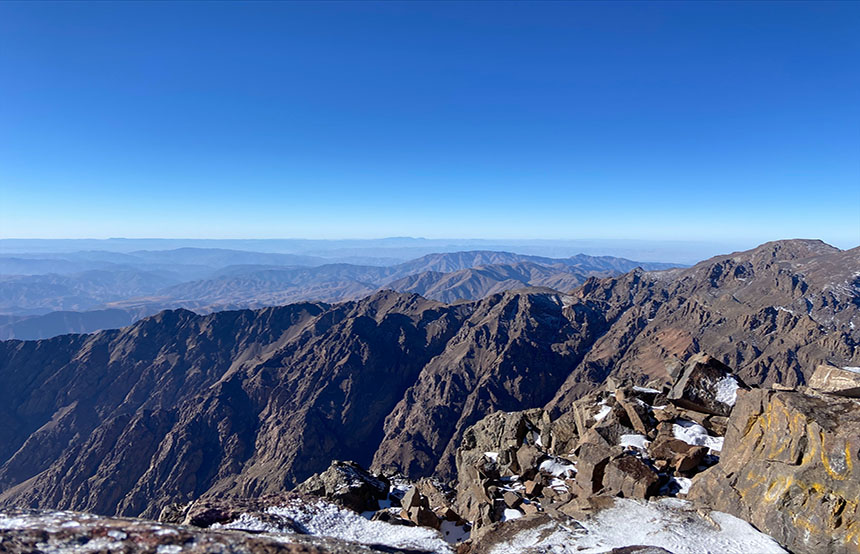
[
  {"x1": 0, "y1": 239, "x2": 855, "y2": 518},
  {"x1": 0, "y1": 249, "x2": 677, "y2": 338}
]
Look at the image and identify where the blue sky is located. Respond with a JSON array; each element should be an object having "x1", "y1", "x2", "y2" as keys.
[{"x1": 1, "y1": 1, "x2": 858, "y2": 247}]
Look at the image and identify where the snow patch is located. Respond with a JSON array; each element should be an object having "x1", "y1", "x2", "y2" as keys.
[
  {"x1": 619, "y1": 434, "x2": 650, "y2": 452},
  {"x1": 714, "y1": 375, "x2": 740, "y2": 406},
  {"x1": 673, "y1": 419, "x2": 723, "y2": 452},
  {"x1": 484, "y1": 452, "x2": 499, "y2": 462},
  {"x1": 213, "y1": 499, "x2": 452, "y2": 553},
  {"x1": 842, "y1": 366, "x2": 860, "y2": 374},
  {"x1": 486, "y1": 498, "x2": 786, "y2": 554},
  {"x1": 539, "y1": 457, "x2": 577, "y2": 478},
  {"x1": 633, "y1": 385, "x2": 661, "y2": 394},
  {"x1": 593, "y1": 402, "x2": 612, "y2": 421}
]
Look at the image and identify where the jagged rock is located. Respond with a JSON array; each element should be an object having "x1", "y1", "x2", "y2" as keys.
[
  {"x1": 668, "y1": 353, "x2": 749, "y2": 416},
  {"x1": 401, "y1": 487, "x2": 428, "y2": 511},
  {"x1": 523, "y1": 478, "x2": 543, "y2": 497},
  {"x1": 689, "y1": 388, "x2": 860, "y2": 554},
  {"x1": 648, "y1": 436, "x2": 694, "y2": 463},
  {"x1": 370, "y1": 510, "x2": 414, "y2": 526},
  {"x1": 807, "y1": 364, "x2": 860, "y2": 397},
  {"x1": 295, "y1": 460, "x2": 389, "y2": 513},
  {"x1": 603, "y1": 456, "x2": 659, "y2": 498},
  {"x1": 515, "y1": 444, "x2": 543, "y2": 477},
  {"x1": 674, "y1": 446, "x2": 708, "y2": 473},
  {"x1": 616, "y1": 388, "x2": 653, "y2": 434},
  {"x1": 407, "y1": 505, "x2": 441, "y2": 529},
  {"x1": 575, "y1": 442, "x2": 617, "y2": 494},
  {"x1": 502, "y1": 491, "x2": 522, "y2": 509}
]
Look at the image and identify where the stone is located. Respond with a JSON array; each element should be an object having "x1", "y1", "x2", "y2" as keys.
[
  {"x1": 807, "y1": 364, "x2": 860, "y2": 397},
  {"x1": 574, "y1": 442, "x2": 615, "y2": 494},
  {"x1": 371, "y1": 510, "x2": 415, "y2": 526},
  {"x1": 401, "y1": 486, "x2": 428, "y2": 511},
  {"x1": 295, "y1": 460, "x2": 389, "y2": 514},
  {"x1": 668, "y1": 353, "x2": 749, "y2": 416},
  {"x1": 523, "y1": 479, "x2": 543, "y2": 497},
  {"x1": 615, "y1": 388, "x2": 652, "y2": 435},
  {"x1": 516, "y1": 444, "x2": 544, "y2": 475},
  {"x1": 648, "y1": 436, "x2": 693, "y2": 462},
  {"x1": 408, "y1": 505, "x2": 441, "y2": 529},
  {"x1": 689, "y1": 388, "x2": 860, "y2": 554},
  {"x1": 502, "y1": 491, "x2": 522, "y2": 509},
  {"x1": 674, "y1": 446, "x2": 708, "y2": 473},
  {"x1": 602, "y1": 456, "x2": 659, "y2": 499}
]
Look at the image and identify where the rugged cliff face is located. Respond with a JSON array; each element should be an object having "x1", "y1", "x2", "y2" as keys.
[{"x1": 0, "y1": 240, "x2": 857, "y2": 518}]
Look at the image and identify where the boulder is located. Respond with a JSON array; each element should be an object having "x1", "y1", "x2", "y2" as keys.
[
  {"x1": 295, "y1": 460, "x2": 389, "y2": 513},
  {"x1": 668, "y1": 353, "x2": 748, "y2": 416},
  {"x1": 602, "y1": 456, "x2": 659, "y2": 499},
  {"x1": 674, "y1": 446, "x2": 708, "y2": 473},
  {"x1": 689, "y1": 388, "x2": 860, "y2": 554},
  {"x1": 807, "y1": 364, "x2": 860, "y2": 397},
  {"x1": 615, "y1": 388, "x2": 653, "y2": 435},
  {"x1": 574, "y1": 442, "x2": 617, "y2": 494}
]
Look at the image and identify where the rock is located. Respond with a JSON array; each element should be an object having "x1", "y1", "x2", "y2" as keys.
[
  {"x1": 521, "y1": 501, "x2": 539, "y2": 515},
  {"x1": 502, "y1": 491, "x2": 522, "y2": 509},
  {"x1": 158, "y1": 502, "x2": 189, "y2": 524},
  {"x1": 615, "y1": 388, "x2": 653, "y2": 434},
  {"x1": 370, "y1": 510, "x2": 414, "y2": 526},
  {"x1": 689, "y1": 388, "x2": 860, "y2": 554},
  {"x1": 668, "y1": 353, "x2": 749, "y2": 416},
  {"x1": 401, "y1": 486, "x2": 429, "y2": 511},
  {"x1": 295, "y1": 460, "x2": 389, "y2": 513},
  {"x1": 523, "y1": 478, "x2": 543, "y2": 497},
  {"x1": 516, "y1": 444, "x2": 544, "y2": 476},
  {"x1": 807, "y1": 364, "x2": 860, "y2": 397},
  {"x1": 574, "y1": 442, "x2": 616, "y2": 494},
  {"x1": 674, "y1": 446, "x2": 708, "y2": 473},
  {"x1": 602, "y1": 456, "x2": 659, "y2": 499}
]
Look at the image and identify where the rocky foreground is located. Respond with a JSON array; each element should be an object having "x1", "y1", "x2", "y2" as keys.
[{"x1": 2, "y1": 357, "x2": 857, "y2": 553}]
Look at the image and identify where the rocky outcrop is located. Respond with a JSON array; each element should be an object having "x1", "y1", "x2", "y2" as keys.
[
  {"x1": 807, "y1": 363, "x2": 860, "y2": 397},
  {"x1": 689, "y1": 388, "x2": 860, "y2": 554},
  {"x1": 296, "y1": 461, "x2": 389, "y2": 513},
  {"x1": 668, "y1": 353, "x2": 749, "y2": 416}
]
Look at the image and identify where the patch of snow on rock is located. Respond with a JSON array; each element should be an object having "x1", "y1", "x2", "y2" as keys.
[
  {"x1": 842, "y1": 366, "x2": 860, "y2": 374},
  {"x1": 486, "y1": 498, "x2": 786, "y2": 554},
  {"x1": 714, "y1": 375, "x2": 740, "y2": 406},
  {"x1": 215, "y1": 499, "x2": 453, "y2": 553},
  {"x1": 484, "y1": 451, "x2": 499, "y2": 462},
  {"x1": 593, "y1": 402, "x2": 612, "y2": 422},
  {"x1": 633, "y1": 385, "x2": 661, "y2": 394},
  {"x1": 501, "y1": 508, "x2": 524, "y2": 522},
  {"x1": 539, "y1": 457, "x2": 576, "y2": 478},
  {"x1": 673, "y1": 419, "x2": 724, "y2": 452},
  {"x1": 619, "y1": 434, "x2": 650, "y2": 452}
]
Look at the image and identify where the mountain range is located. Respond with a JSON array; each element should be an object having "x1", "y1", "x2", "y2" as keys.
[
  {"x1": 0, "y1": 239, "x2": 856, "y2": 519},
  {"x1": 0, "y1": 249, "x2": 676, "y2": 339}
]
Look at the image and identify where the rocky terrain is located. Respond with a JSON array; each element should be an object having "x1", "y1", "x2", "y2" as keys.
[{"x1": 0, "y1": 239, "x2": 857, "y2": 553}]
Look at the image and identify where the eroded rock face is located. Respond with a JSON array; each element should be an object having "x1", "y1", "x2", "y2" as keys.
[{"x1": 689, "y1": 388, "x2": 860, "y2": 554}]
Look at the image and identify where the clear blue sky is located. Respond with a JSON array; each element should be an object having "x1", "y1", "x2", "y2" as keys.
[{"x1": 1, "y1": 1, "x2": 858, "y2": 247}]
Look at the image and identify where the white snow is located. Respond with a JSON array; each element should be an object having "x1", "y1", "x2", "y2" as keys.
[
  {"x1": 619, "y1": 434, "x2": 650, "y2": 452},
  {"x1": 633, "y1": 385, "x2": 661, "y2": 394},
  {"x1": 668, "y1": 476, "x2": 692, "y2": 495},
  {"x1": 213, "y1": 498, "x2": 452, "y2": 553},
  {"x1": 842, "y1": 366, "x2": 860, "y2": 374},
  {"x1": 484, "y1": 451, "x2": 499, "y2": 462},
  {"x1": 593, "y1": 402, "x2": 612, "y2": 421},
  {"x1": 714, "y1": 375, "x2": 740, "y2": 406},
  {"x1": 440, "y1": 519, "x2": 471, "y2": 544},
  {"x1": 539, "y1": 457, "x2": 577, "y2": 478},
  {"x1": 500, "y1": 508, "x2": 524, "y2": 522},
  {"x1": 673, "y1": 419, "x2": 723, "y2": 452},
  {"x1": 486, "y1": 498, "x2": 786, "y2": 554}
]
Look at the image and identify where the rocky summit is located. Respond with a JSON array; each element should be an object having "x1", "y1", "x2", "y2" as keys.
[{"x1": 0, "y1": 240, "x2": 857, "y2": 553}]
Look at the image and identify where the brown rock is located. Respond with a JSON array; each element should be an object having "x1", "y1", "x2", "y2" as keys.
[
  {"x1": 603, "y1": 456, "x2": 659, "y2": 498},
  {"x1": 807, "y1": 364, "x2": 860, "y2": 397},
  {"x1": 516, "y1": 444, "x2": 543, "y2": 476},
  {"x1": 615, "y1": 388, "x2": 652, "y2": 434},
  {"x1": 574, "y1": 442, "x2": 615, "y2": 494},
  {"x1": 689, "y1": 388, "x2": 860, "y2": 554},
  {"x1": 502, "y1": 491, "x2": 522, "y2": 509},
  {"x1": 674, "y1": 446, "x2": 708, "y2": 473},
  {"x1": 523, "y1": 479, "x2": 543, "y2": 497},
  {"x1": 648, "y1": 436, "x2": 693, "y2": 462},
  {"x1": 668, "y1": 353, "x2": 748, "y2": 417},
  {"x1": 407, "y1": 505, "x2": 440, "y2": 529}
]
